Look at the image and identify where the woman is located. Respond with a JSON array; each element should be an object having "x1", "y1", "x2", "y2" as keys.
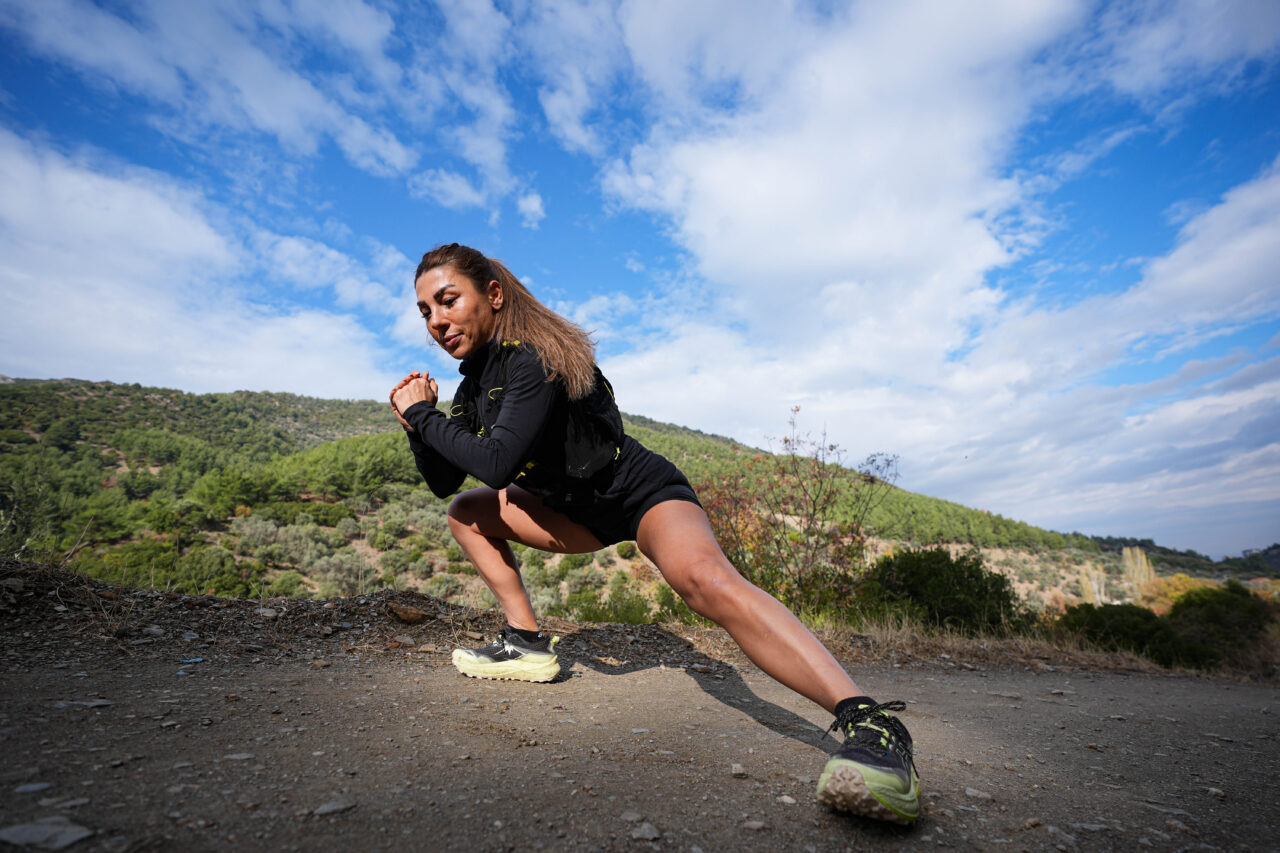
[{"x1": 389, "y1": 243, "x2": 920, "y2": 824}]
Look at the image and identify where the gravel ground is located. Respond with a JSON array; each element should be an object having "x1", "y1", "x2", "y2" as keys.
[{"x1": 2, "y1": 562, "x2": 1277, "y2": 852}]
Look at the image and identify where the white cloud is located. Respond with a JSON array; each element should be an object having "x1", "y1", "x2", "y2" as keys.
[
  {"x1": 408, "y1": 168, "x2": 487, "y2": 209},
  {"x1": 517, "y1": 192, "x2": 546, "y2": 229},
  {"x1": 0, "y1": 0, "x2": 416, "y2": 177},
  {"x1": 1096, "y1": 0, "x2": 1280, "y2": 97},
  {"x1": 0, "y1": 130, "x2": 398, "y2": 398},
  {"x1": 590, "y1": 0, "x2": 1280, "y2": 555}
]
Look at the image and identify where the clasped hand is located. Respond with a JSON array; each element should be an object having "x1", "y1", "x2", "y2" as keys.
[{"x1": 389, "y1": 370, "x2": 438, "y2": 429}]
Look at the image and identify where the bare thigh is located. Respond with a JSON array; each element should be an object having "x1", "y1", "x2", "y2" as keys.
[{"x1": 449, "y1": 485, "x2": 605, "y2": 555}]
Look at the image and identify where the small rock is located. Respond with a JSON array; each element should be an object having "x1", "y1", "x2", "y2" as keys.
[
  {"x1": 632, "y1": 728, "x2": 649, "y2": 734},
  {"x1": 14, "y1": 783, "x2": 53, "y2": 794},
  {"x1": 312, "y1": 800, "x2": 356, "y2": 816},
  {"x1": 464, "y1": 631, "x2": 484, "y2": 641},
  {"x1": 1047, "y1": 825, "x2": 1076, "y2": 844},
  {"x1": 143, "y1": 625, "x2": 165, "y2": 637},
  {"x1": 0, "y1": 577, "x2": 24, "y2": 593},
  {"x1": 690, "y1": 663, "x2": 711, "y2": 673},
  {"x1": 742, "y1": 820, "x2": 767, "y2": 831},
  {"x1": 0, "y1": 817, "x2": 94, "y2": 850},
  {"x1": 1024, "y1": 817, "x2": 1042, "y2": 829},
  {"x1": 620, "y1": 810, "x2": 642, "y2": 823},
  {"x1": 309, "y1": 660, "x2": 330, "y2": 669},
  {"x1": 388, "y1": 602, "x2": 429, "y2": 624},
  {"x1": 393, "y1": 635, "x2": 415, "y2": 646},
  {"x1": 1207, "y1": 787, "x2": 1224, "y2": 798},
  {"x1": 777, "y1": 795, "x2": 796, "y2": 805},
  {"x1": 417, "y1": 644, "x2": 440, "y2": 653},
  {"x1": 255, "y1": 608, "x2": 277, "y2": 620},
  {"x1": 630, "y1": 822, "x2": 660, "y2": 841},
  {"x1": 182, "y1": 631, "x2": 200, "y2": 641},
  {"x1": 964, "y1": 787, "x2": 993, "y2": 800},
  {"x1": 731, "y1": 764, "x2": 747, "y2": 778},
  {"x1": 223, "y1": 753, "x2": 254, "y2": 761}
]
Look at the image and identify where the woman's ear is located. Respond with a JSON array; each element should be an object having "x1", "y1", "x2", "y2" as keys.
[{"x1": 487, "y1": 279, "x2": 504, "y2": 310}]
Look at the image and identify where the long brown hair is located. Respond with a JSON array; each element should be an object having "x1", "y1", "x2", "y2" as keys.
[{"x1": 416, "y1": 243, "x2": 598, "y2": 399}]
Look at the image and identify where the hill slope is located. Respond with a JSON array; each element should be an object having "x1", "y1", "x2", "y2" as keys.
[{"x1": 1, "y1": 379, "x2": 1269, "y2": 612}]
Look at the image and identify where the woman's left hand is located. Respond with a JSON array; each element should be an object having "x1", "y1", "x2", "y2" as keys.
[{"x1": 392, "y1": 374, "x2": 438, "y2": 418}]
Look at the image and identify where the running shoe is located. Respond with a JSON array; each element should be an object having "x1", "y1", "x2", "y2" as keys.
[
  {"x1": 451, "y1": 627, "x2": 560, "y2": 682},
  {"x1": 817, "y1": 698, "x2": 920, "y2": 824}
]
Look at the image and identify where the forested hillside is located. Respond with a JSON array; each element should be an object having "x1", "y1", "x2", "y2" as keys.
[{"x1": 1, "y1": 379, "x2": 1272, "y2": 615}]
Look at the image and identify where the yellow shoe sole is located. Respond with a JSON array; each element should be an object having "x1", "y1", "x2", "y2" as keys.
[
  {"x1": 450, "y1": 637, "x2": 560, "y2": 683},
  {"x1": 817, "y1": 758, "x2": 920, "y2": 824}
]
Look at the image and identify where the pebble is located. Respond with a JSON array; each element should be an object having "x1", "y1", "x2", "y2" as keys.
[
  {"x1": 14, "y1": 783, "x2": 53, "y2": 794},
  {"x1": 255, "y1": 608, "x2": 277, "y2": 620},
  {"x1": 393, "y1": 635, "x2": 414, "y2": 645},
  {"x1": 0, "y1": 817, "x2": 93, "y2": 850},
  {"x1": 731, "y1": 764, "x2": 747, "y2": 778},
  {"x1": 0, "y1": 578, "x2": 24, "y2": 593},
  {"x1": 1207, "y1": 787, "x2": 1224, "y2": 798},
  {"x1": 182, "y1": 631, "x2": 200, "y2": 641},
  {"x1": 630, "y1": 822, "x2": 660, "y2": 840},
  {"x1": 632, "y1": 728, "x2": 649, "y2": 734},
  {"x1": 313, "y1": 800, "x2": 356, "y2": 816},
  {"x1": 620, "y1": 810, "x2": 642, "y2": 823},
  {"x1": 1024, "y1": 817, "x2": 1042, "y2": 828},
  {"x1": 223, "y1": 753, "x2": 254, "y2": 761},
  {"x1": 742, "y1": 820, "x2": 766, "y2": 831},
  {"x1": 964, "y1": 787, "x2": 992, "y2": 800},
  {"x1": 417, "y1": 644, "x2": 440, "y2": 653}
]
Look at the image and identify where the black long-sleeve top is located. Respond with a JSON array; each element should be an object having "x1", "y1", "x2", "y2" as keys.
[{"x1": 401, "y1": 339, "x2": 573, "y2": 499}]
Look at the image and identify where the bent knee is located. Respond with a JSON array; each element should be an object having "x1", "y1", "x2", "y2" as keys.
[
  {"x1": 447, "y1": 488, "x2": 497, "y2": 532},
  {"x1": 667, "y1": 556, "x2": 748, "y2": 620}
]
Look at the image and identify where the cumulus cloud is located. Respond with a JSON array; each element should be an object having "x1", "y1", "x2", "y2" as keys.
[
  {"x1": 0, "y1": 0, "x2": 416, "y2": 176},
  {"x1": 0, "y1": 130, "x2": 398, "y2": 398},
  {"x1": 408, "y1": 168, "x2": 487, "y2": 209},
  {"x1": 588, "y1": 0, "x2": 1280, "y2": 554},
  {"x1": 517, "y1": 192, "x2": 546, "y2": 229}
]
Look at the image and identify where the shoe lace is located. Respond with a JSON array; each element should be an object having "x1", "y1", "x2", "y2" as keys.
[{"x1": 827, "y1": 700, "x2": 913, "y2": 760}]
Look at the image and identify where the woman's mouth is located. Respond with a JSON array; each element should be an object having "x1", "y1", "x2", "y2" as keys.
[{"x1": 442, "y1": 332, "x2": 462, "y2": 350}]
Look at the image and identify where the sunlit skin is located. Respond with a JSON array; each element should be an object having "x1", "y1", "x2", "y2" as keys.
[
  {"x1": 390, "y1": 266, "x2": 863, "y2": 712},
  {"x1": 389, "y1": 264, "x2": 504, "y2": 422}
]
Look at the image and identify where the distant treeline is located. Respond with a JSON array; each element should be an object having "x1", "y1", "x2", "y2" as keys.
[{"x1": 0, "y1": 379, "x2": 1267, "y2": 582}]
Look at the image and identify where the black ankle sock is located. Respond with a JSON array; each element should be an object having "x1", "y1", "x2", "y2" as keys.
[
  {"x1": 834, "y1": 696, "x2": 876, "y2": 718},
  {"x1": 507, "y1": 625, "x2": 543, "y2": 643}
]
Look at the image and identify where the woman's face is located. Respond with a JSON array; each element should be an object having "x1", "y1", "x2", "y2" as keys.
[{"x1": 415, "y1": 264, "x2": 503, "y2": 360}]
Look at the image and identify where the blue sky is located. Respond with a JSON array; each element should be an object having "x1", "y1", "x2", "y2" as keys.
[{"x1": 1, "y1": 0, "x2": 1278, "y2": 558}]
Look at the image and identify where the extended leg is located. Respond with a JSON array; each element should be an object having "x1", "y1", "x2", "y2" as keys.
[
  {"x1": 447, "y1": 485, "x2": 602, "y2": 631},
  {"x1": 635, "y1": 500, "x2": 860, "y2": 713}
]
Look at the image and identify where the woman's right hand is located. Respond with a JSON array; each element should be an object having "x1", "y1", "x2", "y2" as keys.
[{"x1": 390, "y1": 371, "x2": 432, "y2": 429}]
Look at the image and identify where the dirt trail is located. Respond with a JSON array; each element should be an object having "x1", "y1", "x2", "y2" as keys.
[{"x1": 2, "y1": 565, "x2": 1277, "y2": 852}]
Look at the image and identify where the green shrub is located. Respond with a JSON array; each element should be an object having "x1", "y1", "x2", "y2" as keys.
[
  {"x1": 558, "y1": 552, "x2": 592, "y2": 573},
  {"x1": 863, "y1": 548, "x2": 1030, "y2": 635},
  {"x1": 424, "y1": 574, "x2": 463, "y2": 599},
  {"x1": 616, "y1": 541, "x2": 638, "y2": 560},
  {"x1": 1058, "y1": 603, "x2": 1219, "y2": 669},
  {"x1": 568, "y1": 583, "x2": 652, "y2": 624},
  {"x1": 1168, "y1": 580, "x2": 1274, "y2": 659},
  {"x1": 267, "y1": 569, "x2": 307, "y2": 597},
  {"x1": 380, "y1": 548, "x2": 412, "y2": 574},
  {"x1": 0, "y1": 429, "x2": 35, "y2": 445},
  {"x1": 564, "y1": 565, "x2": 606, "y2": 594},
  {"x1": 445, "y1": 543, "x2": 464, "y2": 562},
  {"x1": 448, "y1": 561, "x2": 477, "y2": 575},
  {"x1": 255, "y1": 500, "x2": 355, "y2": 527},
  {"x1": 523, "y1": 549, "x2": 546, "y2": 570}
]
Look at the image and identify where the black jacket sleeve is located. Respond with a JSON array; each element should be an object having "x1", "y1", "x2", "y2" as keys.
[
  {"x1": 401, "y1": 349, "x2": 559, "y2": 492},
  {"x1": 403, "y1": 420, "x2": 466, "y2": 499}
]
